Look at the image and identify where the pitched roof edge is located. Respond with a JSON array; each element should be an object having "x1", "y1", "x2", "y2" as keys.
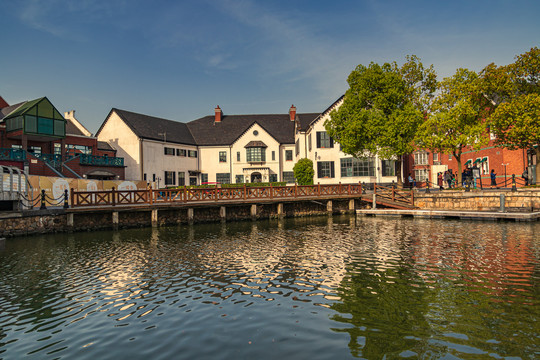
[
  {"x1": 308, "y1": 95, "x2": 345, "y2": 128},
  {"x1": 95, "y1": 108, "x2": 140, "y2": 139}
]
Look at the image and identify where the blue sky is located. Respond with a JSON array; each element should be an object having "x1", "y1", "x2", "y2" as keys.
[{"x1": 1, "y1": 0, "x2": 539, "y2": 133}]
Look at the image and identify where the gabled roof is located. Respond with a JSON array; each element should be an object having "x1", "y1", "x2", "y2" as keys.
[
  {"x1": 0, "y1": 97, "x2": 65, "y2": 122},
  {"x1": 97, "y1": 141, "x2": 115, "y2": 151},
  {"x1": 0, "y1": 101, "x2": 25, "y2": 121},
  {"x1": 187, "y1": 113, "x2": 318, "y2": 146},
  {"x1": 102, "y1": 108, "x2": 197, "y2": 145},
  {"x1": 297, "y1": 113, "x2": 320, "y2": 132},
  {"x1": 308, "y1": 95, "x2": 345, "y2": 128}
]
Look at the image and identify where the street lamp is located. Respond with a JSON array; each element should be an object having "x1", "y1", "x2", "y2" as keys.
[{"x1": 502, "y1": 163, "x2": 509, "y2": 187}]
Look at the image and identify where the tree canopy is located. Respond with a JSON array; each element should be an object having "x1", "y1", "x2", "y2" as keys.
[
  {"x1": 293, "y1": 158, "x2": 314, "y2": 185},
  {"x1": 325, "y1": 56, "x2": 436, "y2": 186}
]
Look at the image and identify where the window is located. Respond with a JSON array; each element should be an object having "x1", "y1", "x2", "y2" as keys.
[
  {"x1": 433, "y1": 153, "x2": 439, "y2": 163},
  {"x1": 237, "y1": 151, "x2": 240, "y2": 161},
  {"x1": 189, "y1": 150, "x2": 197, "y2": 158},
  {"x1": 219, "y1": 151, "x2": 227, "y2": 162},
  {"x1": 317, "y1": 161, "x2": 335, "y2": 178},
  {"x1": 449, "y1": 154, "x2": 452, "y2": 160},
  {"x1": 295, "y1": 139, "x2": 300, "y2": 156},
  {"x1": 482, "y1": 157, "x2": 489, "y2": 175},
  {"x1": 308, "y1": 134, "x2": 312, "y2": 151},
  {"x1": 177, "y1": 149, "x2": 186, "y2": 156},
  {"x1": 272, "y1": 151, "x2": 275, "y2": 161},
  {"x1": 381, "y1": 160, "x2": 396, "y2": 176},
  {"x1": 190, "y1": 177, "x2": 197, "y2": 186},
  {"x1": 164, "y1": 147, "x2": 175, "y2": 156},
  {"x1": 414, "y1": 169, "x2": 429, "y2": 182},
  {"x1": 283, "y1": 171, "x2": 295, "y2": 184},
  {"x1": 246, "y1": 147, "x2": 266, "y2": 162},
  {"x1": 216, "y1": 173, "x2": 231, "y2": 184},
  {"x1": 316, "y1": 131, "x2": 333, "y2": 149},
  {"x1": 269, "y1": 174, "x2": 277, "y2": 182},
  {"x1": 54, "y1": 143, "x2": 62, "y2": 155},
  {"x1": 28, "y1": 146, "x2": 42, "y2": 155},
  {"x1": 66, "y1": 144, "x2": 92, "y2": 155},
  {"x1": 340, "y1": 158, "x2": 375, "y2": 177},
  {"x1": 178, "y1": 172, "x2": 185, "y2": 186},
  {"x1": 285, "y1": 150, "x2": 293, "y2": 161},
  {"x1": 414, "y1": 151, "x2": 428, "y2": 165},
  {"x1": 153, "y1": 174, "x2": 156, "y2": 182},
  {"x1": 164, "y1": 171, "x2": 176, "y2": 186},
  {"x1": 235, "y1": 175, "x2": 244, "y2": 183},
  {"x1": 144, "y1": 173, "x2": 147, "y2": 181},
  {"x1": 201, "y1": 173, "x2": 208, "y2": 184}
]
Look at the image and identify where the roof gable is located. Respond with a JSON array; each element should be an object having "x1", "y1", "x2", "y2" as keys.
[{"x1": 2, "y1": 97, "x2": 65, "y2": 122}]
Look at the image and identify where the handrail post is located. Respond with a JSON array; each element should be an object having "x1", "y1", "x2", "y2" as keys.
[
  {"x1": 348, "y1": 183, "x2": 351, "y2": 195},
  {"x1": 317, "y1": 182, "x2": 320, "y2": 196},
  {"x1": 149, "y1": 186, "x2": 154, "y2": 205},
  {"x1": 183, "y1": 186, "x2": 187, "y2": 203},
  {"x1": 374, "y1": 184, "x2": 377, "y2": 195},
  {"x1": 411, "y1": 188, "x2": 414, "y2": 207},
  {"x1": 63, "y1": 189, "x2": 69, "y2": 208},
  {"x1": 339, "y1": 182, "x2": 342, "y2": 195},
  {"x1": 243, "y1": 183, "x2": 247, "y2": 200},
  {"x1": 40, "y1": 189, "x2": 46, "y2": 210},
  {"x1": 112, "y1": 187, "x2": 116, "y2": 206},
  {"x1": 511, "y1": 174, "x2": 517, "y2": 192},
  {"x1": 215, "y1": 184, "x2": 218, "y2": 201},
  {"x1": 295, "y1": 183, "x2": 298, "y2": 198},
  {"x1": 270, "y1": 182, "x2": 273, "y2": 199},
  {"x1": 70, "y1": 188, "x2": 75, "y2": 208},
  {"x1": 392, "y1": 187, "x2": 395, "y2": 202}
]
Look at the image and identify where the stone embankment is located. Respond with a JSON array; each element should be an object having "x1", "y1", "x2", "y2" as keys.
[{"x1": 414, "y1": 189, "x2": 540, "y2": 212}]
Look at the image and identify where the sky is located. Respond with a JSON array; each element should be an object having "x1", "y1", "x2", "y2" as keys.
[{"x1": 1, "y1": 0, "x2": 539, "y2": 134}]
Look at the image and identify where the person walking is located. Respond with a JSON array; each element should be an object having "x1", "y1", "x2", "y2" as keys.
[
  {"x1": 437, "y1": 172, "x2": 443, "y2": 190},
  {"x1": 522, "y1": 168, "x2": 529, "y2": 186},
  {"x1": 444, "y1": 171, "x2": 452, "y2": 189},
  {"x1": 490, "y1": 169, "x2": 497, "y2": 188},
  {"x1": 408, "y1": 173, "x2": 416, "y2": 188}
]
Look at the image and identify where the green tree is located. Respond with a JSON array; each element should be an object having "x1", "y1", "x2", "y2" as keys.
[
  {"x1": 325, "y1": 56, "x2": 436, "y2": 186},
  {"x1": 293, "y1": 158, "x2": 314, "y2": 185},
  {"x1": 487, "y1": 47, "x2": 540, "y2": 182},
  {"x1": 416, "y1": 68, "x2": 489, "y2": 184}
]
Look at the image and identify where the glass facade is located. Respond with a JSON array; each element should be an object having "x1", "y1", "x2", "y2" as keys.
[
  {"x1": 283, "y1": 171, "x2": 295, "y2": 184},
  {"x1": 340, "y1": 158, "x2": 375, "y2": 177},
  {"x1": 246, "y1": 147, "x2": 265, "y2": 162},
  {"x1": 216, "y1": 173, "x2": 231, "y2": 184}
]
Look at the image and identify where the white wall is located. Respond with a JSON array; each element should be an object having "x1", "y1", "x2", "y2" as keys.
[
  {"x1": 142, "y1": 140, "x2": 198, "y2": 186},
  {"x1": 96, "y1": 112, "x2": 141, "y2": 180}
]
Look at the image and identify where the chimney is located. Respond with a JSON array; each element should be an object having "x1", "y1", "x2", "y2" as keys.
[
  {"x1": 289, "y1": 104, "x2": 296, "y2": 121},
  {"x1": 215, "y1": 105, "x2": 222, "y2": 123}
]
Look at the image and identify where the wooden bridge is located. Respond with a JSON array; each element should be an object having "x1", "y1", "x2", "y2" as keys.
[{"x1": 69, "y1": 183, "x2": 417, "y2": 210}]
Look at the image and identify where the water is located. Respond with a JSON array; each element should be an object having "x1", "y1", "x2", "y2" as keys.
[{"x1": 0, "y1": 216, "x2": 538, "y2": 359}]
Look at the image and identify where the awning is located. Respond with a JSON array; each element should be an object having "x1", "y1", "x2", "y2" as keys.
[
  {"x1": 482, "y1": 157, "x2": 488, "y2": 162},
  {"x1": 245, "y1": 141, "x2": 267, "y2": 148},
  {"x1": 473, "y1": 158, "x2": 481, "y2": 164},
  {"x1": 188, "y1": 170, "x2": 200, "y2": 176},
  {"x1": 464, "y1": 159, "x2": 472, "y2": 165}
]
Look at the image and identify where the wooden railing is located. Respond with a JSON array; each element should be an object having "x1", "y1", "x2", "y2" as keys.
[
  {"x1": 374, "y1": 184, "x2": 415, "y2": 207},
  {"x1": 70, "y1": 183, "x2": 364, "y2": 208}
]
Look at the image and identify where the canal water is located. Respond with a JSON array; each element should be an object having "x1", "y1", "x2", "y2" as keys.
[{"x1": 0, "y1": 216, "x2": 538, "y2": 359}]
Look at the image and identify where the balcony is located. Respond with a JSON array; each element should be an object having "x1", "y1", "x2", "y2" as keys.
[
  {"x1": 0, "y1": 148, "x2": 26, "y2": 161},
  {"x1": 79, "y1": 154, "x2": 124, "y2": 167}
]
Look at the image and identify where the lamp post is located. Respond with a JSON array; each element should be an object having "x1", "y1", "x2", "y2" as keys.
[{"x1": 502, "y1": 163, "x2": 508, "y2": 187}]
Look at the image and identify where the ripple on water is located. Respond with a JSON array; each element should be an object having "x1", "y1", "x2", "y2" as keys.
[{"x1": 0, "y1": 217, "x2": 538, "y2": 359}]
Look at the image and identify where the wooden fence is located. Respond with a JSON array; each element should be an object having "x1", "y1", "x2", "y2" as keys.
[
  {"x1": 70, "y1": 183, "x2": 364, "y2": 208},
  {"x1": 374, "y1": 184, "x2": 415, "y2": 208}
]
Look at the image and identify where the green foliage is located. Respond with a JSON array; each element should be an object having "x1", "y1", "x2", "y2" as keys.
[
  {"x1": 293, "y1": 158, "x2": 314, "y2": 185},
  {"x1": 416, "y1": 68, "x2": 489, "y2": 183},
  {"x1": 325, "y1": 56, "x2": 435, "y2": 185}
]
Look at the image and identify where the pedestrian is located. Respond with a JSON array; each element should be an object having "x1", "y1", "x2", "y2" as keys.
[
  {"x1": 437, "y1": 172, "x2": 443, "y2": 190},
  {"x1": 522, "y1": 168, "x2": 529, "y2": 186},
  {"x1": 444, "y1": 170, "x2": 452, "y2": 189},
  {"x1": 408, "y1": 173, "x2": 416, "y2": 188},
  {"x1": 490, "y1": 169, "x2": 497, "y2": 188}
]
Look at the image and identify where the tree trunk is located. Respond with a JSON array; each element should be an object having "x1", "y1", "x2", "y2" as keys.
[
  {"x1": 396, "y1": 155, "x2": 403, "y2": 188},
  {"x1": 455, "y1": 151, "x2": 462, "y2": 185},
  {"x1": 529, "y1": 144, "x2": 540, "y2": 184}
]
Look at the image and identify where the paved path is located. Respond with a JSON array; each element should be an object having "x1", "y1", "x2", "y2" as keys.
[{"x1": 357, "y1": 209, "x2": 540, "y2": 222}]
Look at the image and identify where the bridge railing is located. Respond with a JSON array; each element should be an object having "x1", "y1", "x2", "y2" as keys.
[
  {"x1": 70, "y1": 183, "x2": 364, "y2": 207},
  {"x1": 374, "y1": 184, "x2": 414, "y2": 207}
]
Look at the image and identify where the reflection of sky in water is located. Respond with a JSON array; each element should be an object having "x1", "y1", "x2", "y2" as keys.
[{"x1": 0, "y1": 216, "x2": 538, "y2": 359}]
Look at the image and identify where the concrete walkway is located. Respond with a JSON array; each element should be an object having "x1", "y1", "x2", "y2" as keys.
[{"x1": 357, "y1": 209, "x2": 540, "y2": 222}]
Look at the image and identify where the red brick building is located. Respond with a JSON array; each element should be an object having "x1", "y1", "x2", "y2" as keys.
[
  {"x1": 405, "y1": 136, "x2": 536, "y2": 188},
  {"x1": 0, "y1": 96, "x2": 125, "y2": 180}
]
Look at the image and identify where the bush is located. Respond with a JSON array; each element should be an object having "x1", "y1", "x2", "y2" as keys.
[{"x1": 293, "y1": 158, "x2": 314, "y2": 185}]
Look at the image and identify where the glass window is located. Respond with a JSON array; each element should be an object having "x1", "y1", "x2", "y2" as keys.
[
  {"x1": 316, "y1": 131, "x2": 333, "y2": 148},
  {"x1": 201, "y1": 173, "x2": 208, "y2": 184},
  {"x1": 285, "y1": 150, "x2": 293, "y2": 161},
  {"x1": 414, "y1": 169, "x2": 429, "y2": 182},
  {"x1": 340, "y1": 158, "x2": 375, "y2": 177},
  {"x1": 66, "y1": 144, "x2": 92, "y2": 155},
  {"x1": 237, "y1": 151, "x2": 240, "y2": 161},
  {"x1": 317, "y1": 161, "x2": 335, "y2": 178},
  {"x1": 381, "y1": 160, "x2": 395, "y2": 176},
  {"x1": 177, "y1": 149, "x2": 186, "y2": 156},
  {"x1": 414, "y1": 151, "x2": 429, "y2": 165},
  {"x1": 216, "y1": 173, "x2": 231, "y2": 184},
  {"x1": 283, "y1": 171, "x2": 295, "y2": 184},
  {"x1": 28, "y1": 146, "x2": 42, "y2": 155},
  {"x1": 247, "y1": 147, "x2": 266, "y2": 162},
  {"x1": 295, "y1": 140, "x2": 300, "y2": 156},
  {"x1": 219, "y1": 151, "x2": 227, "y2": 162},
  {"x1": 37, "y1": 117, "x2": 54, "y2": 135},
  {"x1": 272, "y1": 151, "x2": 275, "y2": 161},
  {"x1": 164, "y1": 171, "x2": 176, "y2": 186},
  {"x1": 54, "y1": 119, "x2": 65, "y2": 136},
  {"x1": 189, "y1": 150, "x2": 197, "y2": 158},
  {"x1": 25, "y1": 115, "x2": 37, "y2": 133},
  {"x1": 235, "y1": 175, "x2": 244, "y2": 183},
  {"x1": 269, "y1": 174, "x2": 277, "y2": 182},
  {"x1": 164, "y1": 147, "x2": 175, "y2": 155},
  {"x1": 54, "y1": 143, "x2": 62, "y2": 155},
  {"x1": 308, "y1": 133, "x2": 312, "y2": 151},
  {"x1": 178, "y1": 171, "x2": 185, "y2": 186}
]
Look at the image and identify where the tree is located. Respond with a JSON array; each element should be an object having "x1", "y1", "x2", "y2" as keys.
[
  {"x1": 293, "y1": 158, "x2": 314, "y2": 185},
  {"x1": 487, "y1": 47, "x2": 540, "y2": 183},
  {"x1": 325, "y1": 56, "x2": 436, "y2": 186},
  {"x1": 416, "y1": 68, "x2": 489, "y2": 185}
]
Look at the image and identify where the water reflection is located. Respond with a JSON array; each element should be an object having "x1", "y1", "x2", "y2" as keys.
[{"x1": 0, "y1": 216, "x2": 538, "y2": 359}]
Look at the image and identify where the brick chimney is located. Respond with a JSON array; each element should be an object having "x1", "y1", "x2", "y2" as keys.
[
  {"x1": 289, "y1": 104, "x2": 296, "y2": 121},
  {"x1": 215, "y1": 105, "x2": 222, "y2": 123}
]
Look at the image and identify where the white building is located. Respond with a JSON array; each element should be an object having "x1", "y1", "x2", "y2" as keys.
[{"x1": 96, "y1": 98, "x2": 399, "y2": 186}]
